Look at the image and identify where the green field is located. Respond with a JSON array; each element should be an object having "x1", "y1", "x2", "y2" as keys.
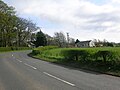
[{"x1": 31, "y1": 46, "x2": 120, "y2": 76}]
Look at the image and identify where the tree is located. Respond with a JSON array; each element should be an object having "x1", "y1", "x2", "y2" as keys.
[
  {"x1": 31, "y1": 33, "x2": 36, "y2": 42},
  {"x1": 75, "y1": 39, "x2": 80, "y2": 44},
  {"x1": 35, "y1": 30, "x2": 47, "y2": 47},
  {"x1": 69, "y1": 38, "x2": 75, "y2": 46},
  {"x1": 0, "y1": 0, "x2": 16, "y2": 47},
  {"x1": 15, "y1": 17, "x2": 38, "y2": 46},
  {"x1": 0, "y1": 0, "x2": 15, "y2": 15},
  {"x1": 0, "y1": 0, "x2": 39, "y2": 47},
  {"x1": 45, "y1": 34, "x2": 55, "y2": 45},
  {"x1": 54, "y1": 32, "x2": 66, "y2": 47}
]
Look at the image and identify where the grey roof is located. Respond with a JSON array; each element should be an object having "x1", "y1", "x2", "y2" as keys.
[{"x1": 77, "y1": 40, "x2": 92, "y2": 43}]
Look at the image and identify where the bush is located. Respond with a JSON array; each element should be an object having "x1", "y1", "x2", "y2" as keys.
[
  {"x1": 61, "y1": 49, "x2": 75, "y2": 60},
  {"x1": 32, "y1": 49, "x2": 40, "y2": 55},
  {"x1": 95, "y1": 51, "x2": 114, "y2": 63},
  {"x1": 62, "y1": 49, "x2": 90, "y2": 61},
  {"x1": 31, "y1": 46, "x2": 58, "y2": 55}
]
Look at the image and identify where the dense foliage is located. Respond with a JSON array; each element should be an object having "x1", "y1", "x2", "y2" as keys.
[
  {"x1": 0, "y1": 0, "x2": 38, "y2": 47},
  {"x1": 34, "y1": 30, "x2": 47, "y2": 47}
]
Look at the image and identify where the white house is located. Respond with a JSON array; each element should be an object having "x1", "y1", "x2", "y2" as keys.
[{"x1": 75, "y1": 40, "x2": 95, "y2": 48}]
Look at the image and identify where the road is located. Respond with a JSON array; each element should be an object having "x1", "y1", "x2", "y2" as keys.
[{"x1": 0, "y1": 51, "x2": 120, "y2": 90}]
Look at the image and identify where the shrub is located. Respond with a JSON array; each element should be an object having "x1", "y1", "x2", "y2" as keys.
[
  {"x1": 32, "y1": 49, "x2": 41, "y2": 55},
  {"x1": 61, "y1": 49, "x2": 76, "y2": 60},
  {"x1": 62, "y1": 49, "x2": 90, "y2": 61},
  {"x1": 95, "y1": 51, "x2": 113, "y2": 63},
  {"x1": 77, "y1": 50, "x2": 90, "y2": 61},
  {"x1": 31, "y1": 46, "x2": 58, "y2": 55}
]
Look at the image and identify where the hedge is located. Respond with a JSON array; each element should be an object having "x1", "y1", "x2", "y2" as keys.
[
  {"x1": 61, "y1": 49, "x2": 120, "y2": 63},
  {"x1": 31, "y1": 46, "x2": 58, "y2": 55}
]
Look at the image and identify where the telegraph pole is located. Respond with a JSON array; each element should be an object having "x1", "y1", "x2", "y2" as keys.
[{"x1": 67, "y1": 32, "x2": 69, "y2": 47}]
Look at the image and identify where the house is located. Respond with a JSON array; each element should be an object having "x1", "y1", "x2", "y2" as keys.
[{"x1": 75, "y1": 40, "x2": 95, "y2": 48}]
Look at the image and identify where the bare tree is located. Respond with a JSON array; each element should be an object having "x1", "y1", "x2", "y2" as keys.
[
  {"x1": 69, "y1": 37, "x2": 75, "y2": 47},
  {"x1": 54, "y1": 32, "x2": 67, "y2": 47}
]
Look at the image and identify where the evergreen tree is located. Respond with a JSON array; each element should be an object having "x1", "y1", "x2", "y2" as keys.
[
  {"x1": 75, "y1": 39, "x2": 80, "y2": 44},
  {"x1": 35, "y1": 30, "x2": 47, "y2": 47}
]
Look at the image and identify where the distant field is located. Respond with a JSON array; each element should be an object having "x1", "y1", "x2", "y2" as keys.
[{"x1": 31, "y1": 46, "x2": 120, "y2": 76}]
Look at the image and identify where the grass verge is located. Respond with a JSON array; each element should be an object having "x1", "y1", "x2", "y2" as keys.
[
  {"x1": 0, "y1": 47, "x2": 32, "y2": 52},
  {"x1": 30, "y1": 46, "x2": 120, "y2": 77}
]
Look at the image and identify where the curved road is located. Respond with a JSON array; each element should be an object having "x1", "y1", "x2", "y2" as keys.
[{"x1": 0, "y1": 51, "x2": 120, "y2": 90}]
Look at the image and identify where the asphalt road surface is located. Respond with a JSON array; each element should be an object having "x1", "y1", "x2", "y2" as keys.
[{"x1": 0, "y1": 50, "x2": 120, "y2": 90}]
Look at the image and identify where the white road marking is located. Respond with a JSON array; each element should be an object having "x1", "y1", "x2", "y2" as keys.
[
  {"x1": 17, "y1": 59, "x2": 22, "y2": 62},
  {"x1": 43, "y1": 72, "x2": 75, "y2": 87},
  {"x1": 12, "y1": 54, "x2": 13, "y2": 56},
  {"x1": 24, "y1": 63, "x2": 37, "y2": 70}
]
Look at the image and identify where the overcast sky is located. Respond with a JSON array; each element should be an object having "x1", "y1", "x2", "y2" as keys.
[{"x1": 3, "y1": 0, "x2": 120, "y2": 43}]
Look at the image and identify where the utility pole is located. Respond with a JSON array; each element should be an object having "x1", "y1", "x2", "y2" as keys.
[{"x1": 67, "y1": 32, "x2": 69, "y2": 47}]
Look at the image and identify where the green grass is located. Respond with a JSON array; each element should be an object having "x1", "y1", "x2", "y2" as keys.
[
  {"x1": 31, "y1": 46, "x2": 120, "y2": 76},
  {"x1": 0, "y1": 47, "x2": 12, "y2": 52},
  {"x1": 40, "y1": 47, "x2": 120, "y2": 61},
  {"x1": 0, "y1": 47, "x2": 32, "y2": 52}
]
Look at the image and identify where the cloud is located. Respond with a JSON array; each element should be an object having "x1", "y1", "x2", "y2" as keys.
[
  {"x1": 111, "y1": 0, "x2": 120, "y2": 3},
  {"x1": 4, "y1": 0, "x2": 120, "y2": 42}
]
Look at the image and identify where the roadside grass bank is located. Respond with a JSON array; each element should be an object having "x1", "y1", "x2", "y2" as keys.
[
  {"x1": 0, "y1": 47, "x2": 32, "y2": 52},
  {"x1": 30, "y1": 46, "x2": 120, "y2": 76}
]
